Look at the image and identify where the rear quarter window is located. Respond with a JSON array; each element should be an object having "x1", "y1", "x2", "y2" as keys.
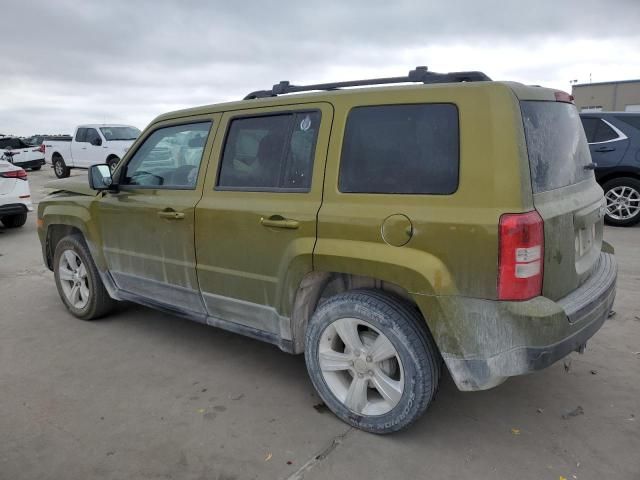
[
  {"x1": 521, "y1": 101, "x2": 593, "y2": 193},
  {"x1": 339, "y1": 103, "x2": 459, "y2": 194}
]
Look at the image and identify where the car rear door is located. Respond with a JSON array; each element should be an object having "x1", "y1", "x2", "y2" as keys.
[
  {"x1": 580, "y1": 116, "x2": 630, "y2": 171},
  {"x1": 71, "y1": 128, "x2": 87, "y2": 167},
  {"x1": 520, "y1": 99, "x2": 605, "y2": 301},
  {"x1": 92, "y1": 116, "x2": 219, "y2": 315},
  {"x1": 194, "y1": 103, "x2": 332, "y2": 341}
]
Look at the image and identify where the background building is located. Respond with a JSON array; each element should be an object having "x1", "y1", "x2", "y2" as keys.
[{"x1": 572, "y1": 79, "x2": 640, "y2": 112}]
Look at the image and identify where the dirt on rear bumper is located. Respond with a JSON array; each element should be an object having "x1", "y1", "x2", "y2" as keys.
[{"x1": 427, "y1": 252, "x2": 616, "y2": 391}]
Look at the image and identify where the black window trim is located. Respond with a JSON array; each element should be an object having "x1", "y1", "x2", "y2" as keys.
[
  {"x1": 215, "y1": 108, "x2": 322, "y2": 194},
  {"x1": 337, "y1": 102, "x2": 461, "y2": 196},
  {"x1": 117, "y1": 119, "x2": 214, "y2": 191}
]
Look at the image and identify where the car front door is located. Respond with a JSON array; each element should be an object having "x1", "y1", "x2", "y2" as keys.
[
  {"x1": 195, "y1": 103, "x2": 332, "y2": 342},
  {"x1": 92, "y1": 116, "x2": 219, "y2": 316},
  {"x1": 83, "y1": 128, "x2": 106, "y2": 167}
]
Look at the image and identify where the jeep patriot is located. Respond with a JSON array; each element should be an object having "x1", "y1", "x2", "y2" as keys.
[{"x1": 37, "y1": 67, "x2": 617, "y2": 433}]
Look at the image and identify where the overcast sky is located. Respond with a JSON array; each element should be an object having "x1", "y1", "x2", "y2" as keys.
[{"x1": 2, "y1": 0, "x2": 639, "y2": 136}]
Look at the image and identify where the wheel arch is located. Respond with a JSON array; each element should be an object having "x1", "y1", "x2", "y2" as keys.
[
  {"x1": 42, "y1": 206, "x2": 104, "y2": 272},
  {"x1": 45, "y1": 224, "x2": 84, "y2": 270},
  {"x1": 597, "y1": 169, "x2": 640, "y2": 187},
  {"x1": 287, "y1": 270, "x2": 444, "y2": 354}
]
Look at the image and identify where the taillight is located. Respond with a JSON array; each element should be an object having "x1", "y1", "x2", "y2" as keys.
[
  {"x1": 38, "y1": 144, "x2": 45, "y2": 153},
  {"x1": 0, "y1": 169, "x2": 28, "y2": 180},
  {"x1": 498, "y1": 210, "x2": 544, "y2": 301}
]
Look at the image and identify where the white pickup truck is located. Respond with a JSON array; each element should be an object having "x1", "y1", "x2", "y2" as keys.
[{"x1": 44, "y1": 124, "x2": 140, "y2": 178}]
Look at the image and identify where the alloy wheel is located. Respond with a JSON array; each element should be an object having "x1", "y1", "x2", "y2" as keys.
[
  {"x1": 318, "y1": 317, "x2": 404, "y2": 416},
  {"x1": 58, "y1": 250, "x2": 90, "y2": 309},
  {"x1": 605, "y1": 186, "x2": 640, "y2": 221}
]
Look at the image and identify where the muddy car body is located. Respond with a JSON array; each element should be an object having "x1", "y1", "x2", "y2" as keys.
[{"x1": 37, "y1": 68, "x2": 616, "y2": 433}]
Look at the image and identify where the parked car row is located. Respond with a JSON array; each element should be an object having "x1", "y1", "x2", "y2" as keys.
[{"x1": 0, "y1": 125, "x2": 139, "y2": 229}]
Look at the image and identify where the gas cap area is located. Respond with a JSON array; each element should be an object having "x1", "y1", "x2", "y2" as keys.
[{"x1": 381, "y1": 214, "x2": 413, "y2": 247}]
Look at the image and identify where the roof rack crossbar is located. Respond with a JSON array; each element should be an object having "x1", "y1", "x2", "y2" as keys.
[{"x1": 244, "y1": 66, "x2": 491, "y2": 100}]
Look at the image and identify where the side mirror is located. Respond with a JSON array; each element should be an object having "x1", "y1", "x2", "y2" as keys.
[
  {"x1": 91, "y1": 137, "x2": 102, "y2": 146},
  {"x1": 89, "y1": 164, "x2": 114, "y2": 190}
]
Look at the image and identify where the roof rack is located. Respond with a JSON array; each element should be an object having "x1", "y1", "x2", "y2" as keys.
[{"x1": 244, "y1": 66, "x2": 491, "y2": 100}]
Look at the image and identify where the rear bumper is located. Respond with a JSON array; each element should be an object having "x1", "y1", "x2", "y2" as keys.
[
  {"x1": 435, "y1": 252, "x2": 617, "y2": 391},
  {"x1": 13, "y1": 158, "x2": 45, "y2": 169},
  {"x1": 0, "y1": 203, "x2": 29, "y2": 216}
]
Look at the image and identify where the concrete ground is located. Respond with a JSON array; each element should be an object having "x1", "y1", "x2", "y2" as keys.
[{"x1": 1, "y1": 167, "x2": 639, "y2": 480}]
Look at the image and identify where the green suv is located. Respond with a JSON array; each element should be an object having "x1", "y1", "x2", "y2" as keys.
[{"x1": 37, "y1": 67, "x2": 617, "y2": 433}]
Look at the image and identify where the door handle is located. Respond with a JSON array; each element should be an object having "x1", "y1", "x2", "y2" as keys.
[
  {"x1": 594, "y1": 146, "x2": 615, "y2": 152},
  {"x1": 260, "y1": 216, "x2": 299, "y2": 229},
  {"x1": 157, "y1": 210, "x2": 185, "y2": 220}
]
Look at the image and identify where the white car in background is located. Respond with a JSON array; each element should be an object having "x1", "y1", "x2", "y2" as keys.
[
  {"x1": 44, "y1": 124, "x2": 140, "y2": 178},
  {"x1": 0, "y1": 159, "x2": 32, "y2": 228},
  {"x1": 0, "y1": 136, "x2": 46, "y2": 170}
]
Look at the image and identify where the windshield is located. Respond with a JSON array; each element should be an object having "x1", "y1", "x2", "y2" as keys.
[
  {"x1": 520, "y1": 101, "x2": 593, "y2": 193},
  {"x1": 100, "y1": 126, "x2": 141, "y2": 141}
]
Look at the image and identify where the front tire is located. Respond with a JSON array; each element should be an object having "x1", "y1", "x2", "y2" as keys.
[
  {"x1": 1, "y1": 213, "x2": 27, "y2": 228},
  {"x1": 53, "y1": 156, "x2": 70, "y2": 178},
  {"x1": 53, "y1": 235, "x2": 116, "y2": 320},
  {"x1": 305, "y1": 290, "x2": 440, "y2": 434}
]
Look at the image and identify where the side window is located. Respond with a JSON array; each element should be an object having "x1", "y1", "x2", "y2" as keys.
[
  {"x1": 580, "y1": 117, "x2": 598, "y2": 143},
  {"x1": 75, "y1": 128, "x2": 87, "y2": 142},
  {"x1": 593, "y1": 120, "x2": 618, "y2": 143},
  {"x1": 217, "y1": 111, "x2": 320, "y2": 191},
  {"x1": 122, "y1": 122, "x2": 212, "y2": 189},
  {"x1": 339, "y1": 104, "x2": 459, "y2": 194},
  {"x1": 615, "y1": 115, "x2": 640, "y2": 131},
  {"x1": 85, "y1": 128, "x2": 101, "y2": 145}
]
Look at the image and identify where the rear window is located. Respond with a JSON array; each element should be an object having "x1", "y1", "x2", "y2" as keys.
[
  {"x1": 339, "y1": 104, "x2": 459, "y2": 194},
  {"x1": 521, "y1": 101, "x2": 593, "y2": 193}
]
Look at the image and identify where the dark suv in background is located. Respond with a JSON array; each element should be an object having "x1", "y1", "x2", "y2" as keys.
[{"x1": 580, "y1": 112, "x2": 640, "y2": 226}]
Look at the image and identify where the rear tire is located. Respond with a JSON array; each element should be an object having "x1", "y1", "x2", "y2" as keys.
[
  {"x1": 53, "y1": 235, "x2": 116, "y2": 320},
  {"x1": 603, "y1": 177, "x2": 640, "y2": 226},
  {"x1": 1, "y1": 213, "x2": 27, "y2": 228},
  {"x1": 53, "y1": 156, "x2": 70, "y2": 179},
  {"x1": 31, "y1": 166, "x2": 42, "y2": 171},
  {"x1": 305, "y1": 289, "x2": 440, "y2": 434}
]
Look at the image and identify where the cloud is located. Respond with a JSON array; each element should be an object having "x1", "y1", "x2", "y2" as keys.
[{"x1": 1, "y1": 0, "x2": 639, "y2": 135}]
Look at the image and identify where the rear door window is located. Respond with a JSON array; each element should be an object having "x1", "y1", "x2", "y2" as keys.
[
  {"x1": 75, "y1": 128, "x2": 87, "y2": 142},
  {"x1": 217, "y1": 111, "x2": 320, "y2": 191},
  {"x1": 581, "y1": 117, "x2": 625, "y2": 143},
  {"x1": 338, "y1": 104, "x2": 459, "y2": 194},
  {"x1": 521, "y1": 101, "x2": 593, "y2": 193}
]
